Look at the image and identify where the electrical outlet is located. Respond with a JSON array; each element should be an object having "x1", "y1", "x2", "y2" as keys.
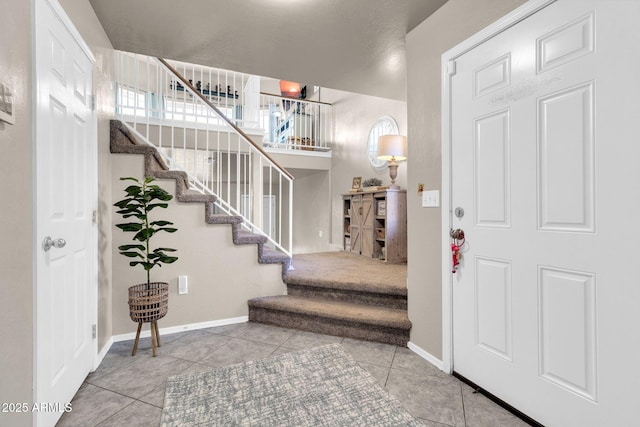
[
  {"x1": 319, "y1": 230, "x2": 323, "y2": 238},
  {"x1": 178, "y1": 275, "x2": 188, "y2": 295},
  {"x1": 422, "y1": 190, "x2": 440, "y2": 207}
]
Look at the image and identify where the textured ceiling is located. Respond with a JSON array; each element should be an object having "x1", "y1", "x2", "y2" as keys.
[{"x1": 89, "y1": 0, "x2": 447, "y2": 100}]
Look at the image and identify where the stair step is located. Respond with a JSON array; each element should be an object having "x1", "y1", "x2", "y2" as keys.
[
  {"x1": 248, "y1": 295, "x2": 411, "y2": 346},
  {"x1": 286, "y1": 282, "x2": 406, "y2": 309},
  {"x1": 176, "y1": 190, "x2": 216, "y2": 204},
  {"x1": 206, "y1": 213, "x2": 243, "y2": 225},
  {"x1": 259, "y1": 247, "x2": 291, "y2": 264},
  {"x1": 234, "y1": 230, "x2": 268, "y2": 245}
]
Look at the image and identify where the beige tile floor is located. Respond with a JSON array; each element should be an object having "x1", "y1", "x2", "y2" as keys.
[{"x1": 57, "y1": 322, "x2": 530, "y2": 426}]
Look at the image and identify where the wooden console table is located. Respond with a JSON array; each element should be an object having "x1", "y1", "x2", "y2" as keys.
[{"x1": 342, "y1": 189, "x2": 407, "y2": 264}]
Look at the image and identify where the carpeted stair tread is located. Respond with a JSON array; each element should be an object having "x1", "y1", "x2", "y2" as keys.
[
  {"x1": 176, "y1": 190, "x2": 216, "y2": 203},
  {"x1": 285, "y1": 277, "x2": 406, "y2": 297},
  {"x1": 110, "y1": 120, "x2": 170, "y2": 171},
  {"x1": 285, "y1": 283, "x2": 406, "y2": 310},
  {"x1": 248, "y1": 295, "x2": 411, "y2": 330},
  {"x1": 206, "y1": 213, "x2": 244, "y2": 225},
  {"x1": 234, "y1": 230, "x2": 268, "y2": 245},
  {"x1": 259, "y1": 247, "x2": 291, "y2": 264}
]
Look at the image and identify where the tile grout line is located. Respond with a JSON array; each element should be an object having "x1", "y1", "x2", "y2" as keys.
[
  {"x1": 383, "y1": 346, "x2": 399, "y2": 387},
  {"x1": 460, "y1": 381, "x2": 468, "y2": 427}
]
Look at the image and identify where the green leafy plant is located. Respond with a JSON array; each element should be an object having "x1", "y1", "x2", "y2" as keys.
[
  {"x1": 362, "y1": 177, "x2": 382, "y2": 187},
  {"x1": 114, "y1": 177, "x2": 178, "y2": 287}
]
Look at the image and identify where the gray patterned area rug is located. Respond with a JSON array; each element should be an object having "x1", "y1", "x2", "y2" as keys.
[{"x1": 161, "y1": 343, "x2": 422, "y2": 426}]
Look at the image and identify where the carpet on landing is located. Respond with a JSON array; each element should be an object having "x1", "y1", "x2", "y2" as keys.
[{"x1": 286, "y1": 251, "x2": 407, "y2": 296}]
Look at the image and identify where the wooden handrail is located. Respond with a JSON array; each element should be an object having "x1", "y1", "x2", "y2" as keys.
[
  {"x1": 259, "y1": 92, "x2": 332, "y2": 106},
  {"x1": 157, "y1": 58, "x2": 295, "y2": 181}
]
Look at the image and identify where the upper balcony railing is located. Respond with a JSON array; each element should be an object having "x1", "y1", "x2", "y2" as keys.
[
  {"x1": 116, "y1": 52, "x2": 331, "y2": 154},
  {"x1": 114, "y1": 51, "x2": 296, "y2": 256},
  {"x1": 257, "y1": 92, "x2": 332, "y2": 153}
]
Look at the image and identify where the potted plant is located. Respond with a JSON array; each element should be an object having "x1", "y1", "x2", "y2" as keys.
[
  {"x1": 114, "y1": 176, "x2": 178, "y2": 356},
  {"x1": 362, "y1": 177, "x2": 383, "y2": 191}
]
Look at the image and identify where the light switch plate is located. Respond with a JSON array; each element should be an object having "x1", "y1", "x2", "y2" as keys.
[
  {"x1": 422, "y1": 190, "x2": 440, "y2": 207},
  {"x1": 178, "y1": 275, "x2": 188, "y2": 295}
]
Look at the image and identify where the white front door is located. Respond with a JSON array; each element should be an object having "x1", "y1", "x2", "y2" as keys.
[
  {"x1": 34, "y1": 0, "x2": 96, "y2": 426},
  {"x1": 449, "y1": 1, "x2": 640, "y2": 426}
]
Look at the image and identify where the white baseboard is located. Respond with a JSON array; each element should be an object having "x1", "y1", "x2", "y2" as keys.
[
  {"x1": 112, "y1": 316, "x2": 249, "y2": 343},
  {"x1": 94, "y1": 336, "x2": 113, "y2": 371},
  {"x1": 407, "y1": 341, "x2": 445, "y2": 372}
]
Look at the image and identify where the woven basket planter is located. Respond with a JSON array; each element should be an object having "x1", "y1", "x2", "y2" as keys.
[{"x1": 128, "y1": 282, "x2": 169, "y2": 323}]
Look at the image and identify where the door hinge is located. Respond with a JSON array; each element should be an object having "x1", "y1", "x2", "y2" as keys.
[
  {"x1": 92, "y1": 324, "x2": 97, "y2": 339},
  {"x1": 90, "y1": 94, "x2": 96, "y2": 111},
  {"x1": 448, "y1": 60, "x2": 457, "y2": 76},
  {"x1": 92, "y1": 209, "x2": 97, "y2": 225}
]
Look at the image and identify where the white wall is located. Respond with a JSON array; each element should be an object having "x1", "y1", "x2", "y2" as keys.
[{"x1": 405, "y1": 0, "x2": 527, "y2": 359}]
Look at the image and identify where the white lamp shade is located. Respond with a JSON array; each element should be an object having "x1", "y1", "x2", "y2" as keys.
[{"x1": 377, "y1": 134, "x2": 407, "y2": 161}]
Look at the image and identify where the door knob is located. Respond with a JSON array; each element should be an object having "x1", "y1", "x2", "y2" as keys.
[{"x1": 43, "y1": 236, "x2": 66, "y2": 252}]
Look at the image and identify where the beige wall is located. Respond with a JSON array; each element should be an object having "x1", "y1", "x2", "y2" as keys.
[
  {"x1": 291, "y1": 168, "x2": 331, "y2": 254},
  {"x1": 0, "y1": 0, "x2": 33, "y2": 425},
  {"x1": 111, "y1": 154, "x2": 285, "y2": 335},
  {"x1": 0, "y1": 0, "x2": 115, "y2": 423},
  {"x1": 405, "y1": 0, "x2": 527, "y2": 359},
  {"x1": 323, "y1": 88, "x2": 408, "y2": 249},
  {"x1": 0, "y1": 1, "x2": 112, "y2": 424}
]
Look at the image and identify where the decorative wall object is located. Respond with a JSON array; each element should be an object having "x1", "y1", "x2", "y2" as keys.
[
  {"x1": 169, "y1": 80, "x2": 239, "y2": 99},
  {"x1": 0, "y1": 83, "x2": 15, "y2": 125},
  {"x1": 351, "y1": 176, "x2": 362, "y2": 192}
]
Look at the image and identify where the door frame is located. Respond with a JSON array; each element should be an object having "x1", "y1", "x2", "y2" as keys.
[
  {"x1": 32, "y1": 0, "x2": 98, "y2": 420},
  {"x1": 439, "y1": 0, "x2": 556, "y2": 374}
]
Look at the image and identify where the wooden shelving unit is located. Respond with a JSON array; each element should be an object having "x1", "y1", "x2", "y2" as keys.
[{"x1": 342, "y1": 189, "x2": 406, "y2": 264}]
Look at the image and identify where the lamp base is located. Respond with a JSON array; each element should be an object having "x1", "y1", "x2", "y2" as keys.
[{"x1": 387, "y1": 161, "x2": 401, "y2": 191}]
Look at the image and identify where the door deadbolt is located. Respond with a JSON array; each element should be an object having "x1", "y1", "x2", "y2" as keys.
[{"x1": 454, "y1": 207, "x2": 464, "y2": 218}]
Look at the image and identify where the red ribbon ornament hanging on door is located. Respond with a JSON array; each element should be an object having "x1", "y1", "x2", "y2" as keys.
[{"x1": 450, "y1": 229, "x2": 465, "y2": 273}]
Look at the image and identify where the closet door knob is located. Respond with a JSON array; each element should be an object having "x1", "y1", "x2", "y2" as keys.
[{"x1": 43, "y1": 236, "x2": 66, "y2": 252}]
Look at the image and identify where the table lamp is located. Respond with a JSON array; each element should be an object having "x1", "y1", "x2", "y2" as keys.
[{"x1": 377, "y1": 135, "x2": 407, "y2": 190}]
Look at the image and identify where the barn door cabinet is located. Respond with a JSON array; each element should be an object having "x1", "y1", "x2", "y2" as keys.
[{"x1": 342, "y1": 189, "x2": 406, "y2": 264}]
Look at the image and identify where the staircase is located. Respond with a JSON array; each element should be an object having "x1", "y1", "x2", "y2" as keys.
[
  {"x1": 112, "y1": 52, "x2": 409, "y2": 346},
  {"x1": 111, "y1": 118, "x2": 411, "y2": 347},
  {"x1": 110, "y1": 119, "x2": 291, "y2": 277},
  {"x1": 248, "y1": 252, "x2": 411, "y2": 346},
  {"x1": 114, "y1": 52, "x2": 295, "y2": 258}
]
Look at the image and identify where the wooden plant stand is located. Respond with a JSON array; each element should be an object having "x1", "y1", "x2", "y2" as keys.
[{"x1": 128, "y1": 282, "x2": 169, "y2": 357}]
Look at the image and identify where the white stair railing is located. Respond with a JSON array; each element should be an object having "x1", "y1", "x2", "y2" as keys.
[
  {"x1": 258, "y1": 92, "x2": 332, "y2": 152},
  {"x1": 115, "y1": 51, "x2": 293, "y2": 256}
]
